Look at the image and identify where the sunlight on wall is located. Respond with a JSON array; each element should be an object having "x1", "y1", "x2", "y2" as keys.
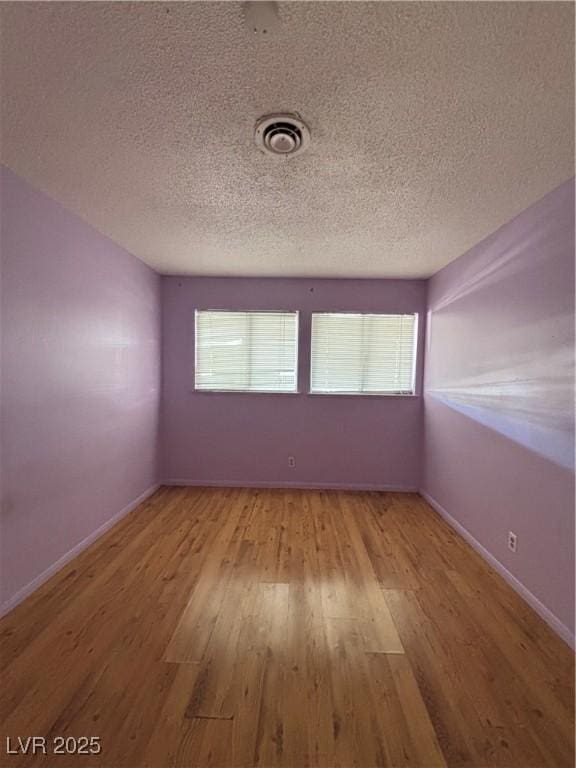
[{"x1": 426, "y1": 180, "x2": 575, "y2": 471}]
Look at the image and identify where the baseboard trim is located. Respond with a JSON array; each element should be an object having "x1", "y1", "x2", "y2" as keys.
[
  {"x1": 419, "y1": 489, "x2": 575, "y2": 650},
  {"x1": 0, "y1": 483, "x2": 160, "y2": 619},
  {"x1": 164, "y1": 479, "x2": 417, "y2": 492}
]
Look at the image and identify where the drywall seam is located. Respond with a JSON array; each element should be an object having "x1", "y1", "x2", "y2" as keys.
[
  {"x1": 0, "y1": 483, "x2": 160, "y2": 618},
  {"x1": 419, "y1": 489, "x2": 575, "y2": 650}
]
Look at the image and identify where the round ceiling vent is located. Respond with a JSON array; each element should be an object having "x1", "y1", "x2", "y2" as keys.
[{"x1": 255, "y1": 113, "x2": 310, "y2": 158}]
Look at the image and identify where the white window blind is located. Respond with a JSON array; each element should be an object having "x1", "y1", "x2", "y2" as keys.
[
  {"x1": 310, "y1": 313, "x2": 417, "y2": 395},
  {"x1": 195, "y1": 310, "x2": 298, "y2": 393}
]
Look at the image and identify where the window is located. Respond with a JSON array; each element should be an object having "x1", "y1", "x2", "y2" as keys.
[
  {"x1": 310, "y1": 313, "x2": 417, "y2": 395},
  {"x1": 195, "y1": 310, "x2": 298, "y2": 393}
]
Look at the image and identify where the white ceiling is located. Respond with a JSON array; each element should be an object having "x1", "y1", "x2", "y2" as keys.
[{"x1": 1, "y1": 1, "x2": 573, "y2": 278}]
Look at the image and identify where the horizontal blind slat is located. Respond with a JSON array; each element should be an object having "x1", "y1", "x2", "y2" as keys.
[
  {"x1": 195, "y1": 310, "x2": 298, "y2": 392},
  {"x1": 310, "y1": 313, "x2": 417, "y2": 394}
]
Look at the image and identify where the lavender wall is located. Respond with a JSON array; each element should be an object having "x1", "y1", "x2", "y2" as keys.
[
  {"x1": 3, "y1": 162, "x2": 573, "y2": 648},
  {"x1": 422, "y1": 178, "x2": 575, "y2": 641},
  {"x1": 0, "y1": 167, "x2": 161, "y2": 612},
  {"x1": 161, "y1": 277, "x2": 426, "y2": 490}
]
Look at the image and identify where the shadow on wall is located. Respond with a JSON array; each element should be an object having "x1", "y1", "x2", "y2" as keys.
[{"x1": 425, "y1": 178, "x2": 575, "y2": 471}]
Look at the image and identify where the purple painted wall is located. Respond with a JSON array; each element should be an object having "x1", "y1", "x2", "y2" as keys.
[
  {"x1": 2, "y1": 163, "x2": 573, "y2": 647},
  {"x1": 0, "y1": 167, "x2": 161, "y2": 612},
  {"x1": 422, "y1": 178, "x2": 575, "y2": 638},
  {"x1": 161, "y1": 277, "x2": 426, "y2": 490}
]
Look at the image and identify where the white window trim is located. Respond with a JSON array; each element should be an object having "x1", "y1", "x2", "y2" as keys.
[
  {"x1": 309, "y1": 311, "x2": 419, "y2": 397},
  {"x1": 194, "y1": 309, "x2": 300, "y2": 394}
]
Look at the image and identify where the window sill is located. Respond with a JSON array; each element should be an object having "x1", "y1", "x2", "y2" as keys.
[
  {"x1": 192, "y1": 389, "x2": 300, "y2": 395},
  {"x1": 307, "y1": 391, "x2": 419, "y2": 398}
]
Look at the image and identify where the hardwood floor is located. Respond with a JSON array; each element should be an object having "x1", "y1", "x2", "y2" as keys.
[{"x1": 0, "y1": 487, "x2": 573, "y2": 767}]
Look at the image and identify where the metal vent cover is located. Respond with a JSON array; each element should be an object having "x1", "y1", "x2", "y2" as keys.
[{"x1": 255, "y1": 113, "x2": 310, "y2": 158}]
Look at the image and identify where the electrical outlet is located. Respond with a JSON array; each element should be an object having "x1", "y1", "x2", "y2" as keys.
[
  {"x1": 507, "y1": 531, "x2": 517, "y2": 553},
  {"x1": 288, "y1": 456, "x2": 296, "y2": 468}
]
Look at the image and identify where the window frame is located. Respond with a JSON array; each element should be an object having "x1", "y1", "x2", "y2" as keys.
[
  {"x1": 308, "y1": 311, "x2": 419, "y2": 397},
  {"x1": 194, "y1": 309, "x2": 300, "y2": 394}
]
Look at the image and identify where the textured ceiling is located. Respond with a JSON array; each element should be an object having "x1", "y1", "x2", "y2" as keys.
[{"x1": 0, "y1": 1, "x2": 574, "y2": 278}]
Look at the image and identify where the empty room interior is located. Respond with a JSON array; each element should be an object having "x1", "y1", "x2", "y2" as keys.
[{"x1": 0, "y1": 1, "x2": 575, "y2": 767}]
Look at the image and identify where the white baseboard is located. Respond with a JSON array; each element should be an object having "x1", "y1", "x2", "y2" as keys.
[
  {"x1": 419, "y1": 489, "x2": 575, "y2": 650},
  {"x1": 164, "y1": 479, "x2": 417, "y2": 492},
  {"x1": 0, "y1": 483, "x2": 160, "y2": 619}
]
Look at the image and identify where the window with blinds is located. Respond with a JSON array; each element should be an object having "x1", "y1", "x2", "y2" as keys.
[
  {"x1": 194, "y1": 310, "x2": 299, "y2": 393},
  {"x1": 310, "y1": 313, "x2": 417, "y2": 395}
]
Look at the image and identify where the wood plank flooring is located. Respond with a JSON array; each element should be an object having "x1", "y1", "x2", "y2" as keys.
[{"x1": 0, "y1": 487, "x2": 573, "y2": 767}]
